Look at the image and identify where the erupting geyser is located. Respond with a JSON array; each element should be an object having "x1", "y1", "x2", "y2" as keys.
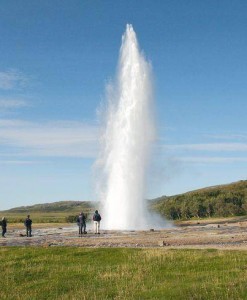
[{"x1": 98, "y1": 24, "x2": 156, "y2": 230}]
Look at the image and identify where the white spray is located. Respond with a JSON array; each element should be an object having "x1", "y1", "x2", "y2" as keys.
[{"x1": 97, "y1": 24, "x2": 156, "y2": 230}]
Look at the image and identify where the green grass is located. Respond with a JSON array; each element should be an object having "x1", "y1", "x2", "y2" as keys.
[
  {"x1": 1, "y1": 211, "x2": 75, "y2": 223},
  {"x1": 0, "y1": 248, "x2": 246, "y2": 299},
  {"x1": 0, "y1": 200, "x2": 96, "y2": 223},
  {"x1": 1, "y1": 211, "x2": 94, "y2": 223}
]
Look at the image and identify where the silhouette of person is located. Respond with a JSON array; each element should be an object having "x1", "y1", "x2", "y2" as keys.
[
  {"x1": 24, "y1": 215, "x2": 32, "y2": 237},
  {"x1": 1, "y1": 217, "x2": 7, "y2": 238},
  {"x1": 77, "y1": 212, "x2": 87, "y2": 235},
  {"x1": 93, "y1": 210, "x2": 101, "y2": 234}
]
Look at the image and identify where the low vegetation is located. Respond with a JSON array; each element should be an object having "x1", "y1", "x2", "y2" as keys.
[
  {"x1": 0, "y1": 201, "x2": 97, "y2": 223},
  {"x1": 1, "y1": 180, "x2": 247, "y2": 223},
  {"x1": 0, "y1": 247, "x2": 246, "y2": 300},
  {"x1": 4, "y1": 200, "x2": 94, "y2": 213},
  {"x1": 151, "y1": 180, "x2": 247, "y2": 220}
]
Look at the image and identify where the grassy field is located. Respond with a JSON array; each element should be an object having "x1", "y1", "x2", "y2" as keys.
[
  {"x1": 2, "y1": 210, "x2": 247, "y2": 226},
  {"x1": 0, "y1": 200, "x2": 96, "y2": 223},
  {"x1": 0, "y1": 248, "x2": 246, "y2": 300},
  {"x1": 1, "y1": 211, "x2": 77, "y2": 223},
  {"x1": 1, "y1": 211, "x2": 95, "y2": 224}
]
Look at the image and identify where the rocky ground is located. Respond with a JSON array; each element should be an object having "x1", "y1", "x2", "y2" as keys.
[{"x1": 1, "y1": 218, "x2": 247, "y2": 249}]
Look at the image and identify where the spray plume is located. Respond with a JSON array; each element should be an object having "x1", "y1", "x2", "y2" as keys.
[{"x1": 97, "y1": 24, "x2": 156, "y2": 229}]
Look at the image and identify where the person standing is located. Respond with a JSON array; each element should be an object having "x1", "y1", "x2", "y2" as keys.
[
  {"x1": 77, "y1": 212, "x2": 87, "y2": 235},
  {"x1": 1, "y1": 217, "x2": 7, "y2": 238},
  {"x1": 25, "y1": 215, "x2": 32, "y2": 237},
  {"x1": 93, "y1": 210, "x2": 101, "y2": 234}
]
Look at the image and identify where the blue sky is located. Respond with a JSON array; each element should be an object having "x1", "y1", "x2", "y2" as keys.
[{"x1": 0, "y1": 0, "x2": 247, "y2": 210}]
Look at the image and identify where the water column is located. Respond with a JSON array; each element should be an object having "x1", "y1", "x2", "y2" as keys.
[{"x1": 99, "y1": 24, "x2": 155, "y2": 230}]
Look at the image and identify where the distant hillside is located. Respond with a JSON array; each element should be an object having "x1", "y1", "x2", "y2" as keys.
[
  {"x1": 150, "y1": 180, "x2": 247, "y2": 220},
  {"x1": 0, "y1": 201, "x2": 99, "y2": 223},
  {"x1": 2, "y1": 180, "x2": 247, "y2": 222},
  {"x1": 1, "y1": 200, "x2": 95, "y2": 214}
]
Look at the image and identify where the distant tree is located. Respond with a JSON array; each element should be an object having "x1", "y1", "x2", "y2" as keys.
[
  {"x1": 150, "y1": 180, "x2": 247, "y2": 219},
  {"x1": 180, "y1": 202, "x2": 191, "y2": 219}
]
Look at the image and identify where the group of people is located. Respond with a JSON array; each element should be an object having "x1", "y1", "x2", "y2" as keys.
[
  {"x1": 77, "y1": 210, "x2": 102, "y2": 235},
  {"x1": 1, "y1": 215, "x2": 32, "y2": 238},
  {"x1": 1, "y1": 210, "x2": 101, "y2": 238}
]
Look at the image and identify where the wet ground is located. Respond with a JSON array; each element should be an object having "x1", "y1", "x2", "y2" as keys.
[{"x1": 1, "y1": 219, "x2": 247, "y2": 249}]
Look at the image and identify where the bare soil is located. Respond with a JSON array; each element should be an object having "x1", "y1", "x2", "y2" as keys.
[{"x1": 1, "y1": 218, "x2": 247, "y2": 249}]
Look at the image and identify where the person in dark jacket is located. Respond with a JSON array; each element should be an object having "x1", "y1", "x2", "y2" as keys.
[
  {"x1": 77, "y1": 212, "x2": 87, "y2": 235},
  {"x1": 1, "y1": 217, "x2": 7, "y2": 238},
  {"x1": 25, "y1": 215, "x2": 32, "y2": 237},
  {"x1": 93, "y1": 210, "x2": 101, "y2": 234}
]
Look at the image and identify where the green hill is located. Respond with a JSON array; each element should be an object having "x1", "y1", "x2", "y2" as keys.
[
  {"x1": 150, "y1": 180, "x2": 247, "y2": 220},
  {"x1": 0, "y1": 201, "x2": 97, "y2": 223},
  {"x1": 1, "y1": 180, "x2": 247, "y2": 223},
  {"x1": 3, "y1": 200, "x2": 94, "y2": 213}
]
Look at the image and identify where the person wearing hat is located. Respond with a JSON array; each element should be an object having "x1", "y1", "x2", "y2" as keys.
[{"x1": 1, "y1": 217, "x2": 7, "y2": 238}]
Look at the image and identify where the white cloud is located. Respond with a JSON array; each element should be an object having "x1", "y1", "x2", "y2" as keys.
[
  {"x1": 0, "y1": 119, "x2": 100, "y2": 158},
  {"x1": 164, "y1": 143, "x2": 247, "y2": 152},
  {"x1": 0, "y1": 70, "x2": 29, "y2": 90},
  {"x1": 0, "y1": 160, "x2": 47, "y2": 165},
  {"x1": 0, "y1": 98, "x2": 29, "y2": 109},
  {"x1": 178, "y1": 156, "x2": 247, "y2": 164},
  {"x1": 205, "y1": 133, "x2": 247, "y2": 141},
  {"x1": 0, "y1": 119, "x2": 31, "y2": 127}
]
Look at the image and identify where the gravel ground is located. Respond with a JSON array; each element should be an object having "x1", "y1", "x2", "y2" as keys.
[{"x1": 1, "y1": 219, "x2": 247, "y2": 249}]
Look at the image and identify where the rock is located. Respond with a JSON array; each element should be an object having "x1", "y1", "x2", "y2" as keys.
[
  {"x1": 159, "y1": 240, "x2": 170, "y2": 247},
  {"x1": 49, "y1": 242, "x2": 64, "y2": 247}
]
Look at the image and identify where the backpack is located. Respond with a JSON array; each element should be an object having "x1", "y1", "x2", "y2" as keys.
[{"x1": 94, "y1": 213, "x2": 101, "y2": 221}]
